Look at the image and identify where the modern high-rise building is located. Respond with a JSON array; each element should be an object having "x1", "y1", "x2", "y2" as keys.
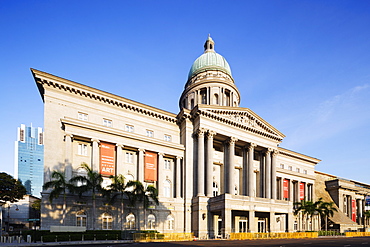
[{"x1": 14, "y1": 124, "x2": 44, "y2": 197}]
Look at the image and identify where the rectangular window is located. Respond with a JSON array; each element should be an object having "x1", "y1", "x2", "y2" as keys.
[
  {"x1": 303, "y1": 170, "x2": 307, "y2": 174},
  {"x1": 164, "y1": 159, "x2": 171, "y2": 170},
  {"x1": 126, "y1": 152, "x2": 134, "y2": 164},
  {"x1": 103, "y1": 119, "x2": 112, "y2": 127},
  {"x1": 38, "y1": 132, "x2": 43, "y2": 145},
  {"x1": 126, "y1": 125, "x2": 134, "y2": 133},
  {"x1": 164, "y1": 134, "x2": 171, "y2": 142},
  {"x1": 78, "y1": 143, "x2": 88, "y2": 156},
  {"x1": 296, "y1": 168, "x2": 300, "y2": 173},
  {"x1": 78, "y1": 112, "x2": 88, "y2": 121},
  {"x1": 280, "y1": 164, "x2": 284, "y2": 169},
  {"x1": 146, "y1": 130, "x2": 154, "y2": 137},
  {"x1": 288, "y1": 166, "x2": 292, "y2": 171}
]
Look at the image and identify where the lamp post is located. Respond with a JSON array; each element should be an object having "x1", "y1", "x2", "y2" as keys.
[{"x1": 6, "y1": 204, "x2": 19, "y2": 233}]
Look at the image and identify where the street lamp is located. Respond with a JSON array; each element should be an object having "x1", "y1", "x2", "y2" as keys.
[{"x1": 7, "y1": 204, "x2": 19, "y2": 233}]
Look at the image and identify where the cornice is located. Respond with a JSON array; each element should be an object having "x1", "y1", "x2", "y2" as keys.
[
  {"x1": 31, "y1": 68, "x2": 178, "y2": 124},
  {"x1": 61, "y1": 117, "x2": 185, "y2": 151},
  {"x1": 276, "y1": 168, "x2": 316, "y2": 180},
  {"x1": 278, "y1": 147, "x2": 321, "y2": 164}
]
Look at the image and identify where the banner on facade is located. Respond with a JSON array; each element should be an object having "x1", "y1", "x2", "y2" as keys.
[
  {"x1": 352, "y1": 199, "x2": 356, "y2": 222},
  {"x1": 100, "y1": 142, "x2": 115, "y2": 176},
  {"x1": 299, "y1": 182, "x2": 305, "y2": 201},
  {"x1": 283, "y1": 179, "x2": 289, "y2": 199},
  {"x1": 145, "y1": 151, "x2": 157, "y2": 182}
]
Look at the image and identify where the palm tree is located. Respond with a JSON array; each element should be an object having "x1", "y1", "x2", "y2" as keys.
[
  {"x1": 125, "y1": 181, "x2": 159, "y2": 230},
  {"x1": 294, "y1": 198, "x2": 323, "y2": 231},
  {"x1": 318, "y1": 201, "x2": 337, "y2": 231},
  {"x1": 107, "y1": 174, "x2": 129, "y2": 230},
  {"x1": 364, "y1": 210, "x2": 370, "y2": 226},
  {"x1": 43, "y1": 171, "x2": 74, "y2": 225},
  {"x1": 70, "y1": 163, "x2": 103, "y2": 230}
]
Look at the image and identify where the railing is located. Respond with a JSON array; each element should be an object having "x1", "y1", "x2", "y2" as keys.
[
  {"x1": 133, "y1": 232, "x2": 194, "y2": 242},
  {"x1": 230, "y1": 232, "x2": 318, "y2": 240},
  {"x1": 345, "y1": 232, "x2": 370, "y2": 237}
]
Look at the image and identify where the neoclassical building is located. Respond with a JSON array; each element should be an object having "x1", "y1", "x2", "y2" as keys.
[{"x1": 34, "y1": 36, "x2": 323, "y2": 237}]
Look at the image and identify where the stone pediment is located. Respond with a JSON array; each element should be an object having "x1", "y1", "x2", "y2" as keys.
[{"x1": 198, "y1": 106, "x2": 285, "y2": 141}]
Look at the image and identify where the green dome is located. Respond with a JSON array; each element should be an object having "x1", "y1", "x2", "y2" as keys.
[{"x1": 188, "y1": 51, "x2": 232, "y2": 79}]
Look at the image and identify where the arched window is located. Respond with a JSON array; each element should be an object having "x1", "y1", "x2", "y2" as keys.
[
  {"x1": 166, "y1": 215, "x2": 174, "y2": 230},
  {"x1": 213, "y1": 182, "x2": 219, "y2": 197},
  {"x1": 102, "y1": 213, "x2": 112, "y2": 230},
  {"x1": 214, "y1": 94, "x2": 219, "y2": 105},
  {"x1": 201, "y1": 89, "x2": 207, "y2": 104},
  {"x1": 190, "y1": 99, "x2": 194, "y2": 109},
  {"x1": 147, "y1": 214, "x2": 156, "y2": 230},
  {"x1": 76, "y1": 167, "x2": 87, "y2": 186},
  {"x1": 126, "y1": 213, "x2": 135, "y2": 230},
  {"x1": 164, "y1": 180, "x2": 171, "y2": 198},
  {"x1": 76, "y1": 211, "x2": 86, "y2": 227}
]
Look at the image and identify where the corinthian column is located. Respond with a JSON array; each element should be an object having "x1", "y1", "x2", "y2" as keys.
[
  {"x1": 248, "y1": 143, "x2": 257, "y2": 197},
  {"x1": 227, "y1": 137, "x2": 238, "y2": 194},
  {"x1": 271, "y1": 150, "x2": 278, "y2": 199},
  {"x1": 197, "y1": 128, "x2": 205, "y2": 196},
  {"x1": 206, "y1": 130, "x2": 216, "y2": 197},
  {"x1": 265, "y1": 148, "x2": 272, "y2": 199}
]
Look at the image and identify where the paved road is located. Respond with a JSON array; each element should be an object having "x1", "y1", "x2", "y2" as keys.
[{"x1": 2, "y1": 237, "x2": 370, "y2": 247}]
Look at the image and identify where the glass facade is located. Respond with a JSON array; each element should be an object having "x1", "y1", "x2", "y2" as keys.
[{"x1": 15, "y1": 124, "x2": 44, "y2": 197}]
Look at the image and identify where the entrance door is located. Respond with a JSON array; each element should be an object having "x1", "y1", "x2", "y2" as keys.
[
  {"x1": 217, "y1": 218, "x2": 222, "y2": 237},
  {"x1": 239, "y1": 220, "x2": 247, "y2": 232},
  {"x1": 257, "y1": 220, "x2": 266, "y2": 233}
]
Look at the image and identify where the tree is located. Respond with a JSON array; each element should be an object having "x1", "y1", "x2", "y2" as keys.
[
  {"x1": 318, "y1": 201, "x2": 337, "y2": 231},
  {"x1": 106, "y1": 174, "x2": 129, "y2": 230},
  {"x1": 43, "y1": 171, "x2": 74, "y2": 225},
  {"x1": 0, "y1": 172, "x2": 26, "y2": 203},
  {"x1": 70, "y1": 163, "x2": 103, "y2": 230},
  {"x1": 125, "y1": 181, "x2": 159, "y2": 230}
]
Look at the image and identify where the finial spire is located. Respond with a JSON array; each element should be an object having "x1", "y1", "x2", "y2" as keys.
[{"x1": 204, "y1": 35, "x2": 215, "y2": 53}]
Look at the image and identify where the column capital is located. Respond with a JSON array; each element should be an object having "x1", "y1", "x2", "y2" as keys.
[
  {"x1": 138, "y1": 148, "x2": 145, "y2": 152},
  {"x1": 158, "y1": 152, "x2": 165, "y2": 157},
  {"x1": 116, "y1": 143, "x2": 124, "y2": 148},
  {"x1": 228, "y1": 136, "x2": 238, "y2": 145},
  {"x1": 265, "y1": 148, "x2": 273, "y2": 154},
  {"x1": 248, "y1": 142, "x2": 257, "y2": 151},
  {"x1": 207, "y1": 130, "x2": 217, "y2": 139},
  {"x1": 91, "y1": 138, "x2": 100, "y2": 143},
  {"x1": 272, "y1": 149, "x2": 279, "y2": 156},
  {"x1": 176, "y1": 156, "x2": 183, "y2": 160},
  {"x1": 64, "y1": 133, "x2": 73, "y2": 138},
  {"x1": 197, "y1": 128, "x2": 206, "y2": 137}
]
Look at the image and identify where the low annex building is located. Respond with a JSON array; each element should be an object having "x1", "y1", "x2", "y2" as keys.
[{"x1": 35, "y1": 36, "x2": 328, "y2": 237}]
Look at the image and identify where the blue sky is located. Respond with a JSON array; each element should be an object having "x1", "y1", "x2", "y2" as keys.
[{"x1": 1, "y1": 1, "x2": 370, "y2": 183}]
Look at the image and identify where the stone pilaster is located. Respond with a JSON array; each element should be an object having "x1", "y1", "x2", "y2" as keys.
[
  {"x1": 64, "y1": 133, "x2": 73, "y2": 180},
  {"x1": 265, "y1": 148, "x2": 272, "y2": 199},
  {"x1": 176, "y1": 156, "x2": 182, "y2": 198},
  {"x1": 91, "y1": 138, "x2": 100, "y2": 172},
  {"x1": 138, "y1": 148, "x2": 145, "y2": 182},
  {"x1": 158, "y1": 153, "x2": 164, "y2": 197},
  {"x1": 116, "y1": 144, "x2": 124, "y2": 175},
  {"x1": 271, "y1": 150, "x2": 278, "y2": 199}
]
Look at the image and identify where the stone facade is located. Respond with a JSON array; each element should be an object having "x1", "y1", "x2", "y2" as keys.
[{"x1": 34, "y1": 37, "x2": 324, "y2": 237}]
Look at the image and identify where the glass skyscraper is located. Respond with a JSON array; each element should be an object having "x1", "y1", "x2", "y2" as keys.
[{"x1": 14, "y1": 124, "x2": 44, "y2": 197}]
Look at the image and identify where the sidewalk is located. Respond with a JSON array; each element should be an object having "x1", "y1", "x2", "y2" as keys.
[{"x1": 0, "y1": 239, "x2": 133, "y2": 246}]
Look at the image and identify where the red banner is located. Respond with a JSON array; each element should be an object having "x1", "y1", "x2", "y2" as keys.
[
  {"x1": 300, "y1": 182, "x2": 305, "y2": 201},
  {"x1": 145, "y1": 151, "x2": 157, "y2": 182},
  {"x1": 352, "y1": 199, "x2": 356, "y2": 222},
  {"x1": 100, "y1": 142, "x2": 115, "y2": 176},
  {"x1": 283, "y1": 179, "x2": 289, "y2": 199}
]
